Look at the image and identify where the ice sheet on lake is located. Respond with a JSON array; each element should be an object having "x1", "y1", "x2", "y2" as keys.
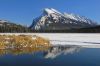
[{"x1": 0, "y1": 33, "x2": 100, "y2": 48}]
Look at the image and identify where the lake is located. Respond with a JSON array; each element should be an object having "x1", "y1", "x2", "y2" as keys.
[
  {"x1": 0, "y1": 33, "x2": 100, "y2": 66},
  {"x1": 0, "y1": 45, "x2": 100, "y2": 66}
]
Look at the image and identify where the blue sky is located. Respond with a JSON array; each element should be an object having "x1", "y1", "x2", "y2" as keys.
[{"x1": 0, "y1": 0, "x2": 100, "y2": 26}]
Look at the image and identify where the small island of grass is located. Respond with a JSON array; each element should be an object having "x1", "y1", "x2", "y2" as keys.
[{"x1": 0, "y1": 35, "x2": 51, "y2": 50}]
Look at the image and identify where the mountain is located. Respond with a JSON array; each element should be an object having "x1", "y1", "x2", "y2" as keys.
[
  {"x1": 0, "y1": 8, "x2": 99, "y2": 33},
  {"x1": 0, "y1": 20, "x2": 32, "y2": 33},
  {"x1": 29, "y1": 8, "x2": 98, "y2": 31}
]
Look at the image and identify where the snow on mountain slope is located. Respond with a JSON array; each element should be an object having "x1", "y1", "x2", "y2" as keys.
[{"x1": 30, "y1": 8, "x2": 97, "y2": 30}]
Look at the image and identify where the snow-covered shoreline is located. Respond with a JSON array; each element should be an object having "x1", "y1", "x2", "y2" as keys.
[{"x1": 0, "y1": 33, "x2": 100, "y2": 48}]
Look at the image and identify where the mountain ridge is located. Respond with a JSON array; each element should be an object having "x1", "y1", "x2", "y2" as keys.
[{"x1": 30, "y1": 8, "x2": 98, "y2": 31}]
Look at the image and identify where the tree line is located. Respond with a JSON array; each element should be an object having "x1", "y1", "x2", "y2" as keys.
[{"x1": 0, "y1": 22, "x2": 33, "y2": 33}]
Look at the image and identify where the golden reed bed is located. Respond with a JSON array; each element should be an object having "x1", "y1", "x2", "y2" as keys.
[{"x1": 0, "y1": 35, "x2": 51, "y2": 49}]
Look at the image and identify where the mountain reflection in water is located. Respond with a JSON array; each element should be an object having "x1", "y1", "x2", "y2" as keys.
[
  {"x1": 0, "y1": 45, "x2": 81, "y2": 58},
  {"x1": 43, "y1": 45, "x2": 81, "y2": 59}
]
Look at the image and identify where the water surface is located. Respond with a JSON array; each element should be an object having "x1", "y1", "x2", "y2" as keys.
[{"x1": 0, "y1": 45, "x2": 100, "y2": 66}]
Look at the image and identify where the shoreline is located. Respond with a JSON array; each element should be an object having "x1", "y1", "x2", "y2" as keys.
[{"x1": 0, "y1": 33, "x2": 100, "y2": 48}]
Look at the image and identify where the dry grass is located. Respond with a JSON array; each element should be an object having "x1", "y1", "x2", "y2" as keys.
[{"x1": 0, "y1": 35, "x2": 51, "y2": 49}]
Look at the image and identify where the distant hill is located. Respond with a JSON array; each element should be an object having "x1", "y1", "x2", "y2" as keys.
[{"x1": 0, "y1": 20, "x2": 32, "y2": 33}]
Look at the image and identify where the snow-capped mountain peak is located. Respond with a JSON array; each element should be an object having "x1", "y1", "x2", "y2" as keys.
[
  {"x1": 50, "y1": 8, "x2": 63, "y2": 15},
  {"x1": 30, "y1": 8, "x2": 97, "y2": 30},
  {"x1": 44, "y1": 8, "x2": 63, "y2": 15},
  {"x1": 44, "y1": 8, "x2": 55, "y2": 14}
]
